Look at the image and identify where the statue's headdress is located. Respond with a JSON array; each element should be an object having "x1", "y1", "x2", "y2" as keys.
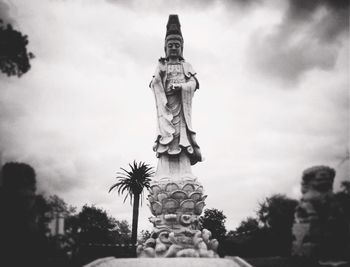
[{"x1": 165, "y1": 14, "x2": 183, "y2": 44}]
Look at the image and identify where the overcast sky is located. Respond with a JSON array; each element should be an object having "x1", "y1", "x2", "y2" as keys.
[{"x1": 0, "y1": 0, "x2": 349, "y2": 232}]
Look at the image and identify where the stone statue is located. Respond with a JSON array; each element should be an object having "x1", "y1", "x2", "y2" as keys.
[
  {"x1": 137, "y1": 15, "x2": 218, "y2": 258},
  {"x1": 292, "y1": 166, "x2": 349, "y2": 262},
  {"x1": 150, "y1": 14, "x2": 202, "y2": 181}
]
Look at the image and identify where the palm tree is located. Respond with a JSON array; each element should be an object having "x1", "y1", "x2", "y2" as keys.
[{"x1": 109, "y1": 161, "x2": 154, "y2": 246}]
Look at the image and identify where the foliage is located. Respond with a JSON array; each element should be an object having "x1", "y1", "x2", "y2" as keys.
[
  {"x1": 257, "y1": 194, "x2": 298, "y2": 232},
  {"x1": 65, "y1": 204, "x2": 132, "y2": 245},
  {"x1": 47, "y1": 194, "x2": 76, "y2": 215},
  {"x1": 234, "y1": 217, "x2": 260, "y2": 235},
  {"x1": 66, "y1": 204, "x2": 117, "y2": 244},
  {"x1": 34, "y1": 194, "x2": 52, "y2": 235},
  {"x1": 0, "y1": 21, "x2": 34, "y2": 77},
  {"x1": 325, "y1": 180, "x2": 350, "y2": 258},
  {"x1": 199, "y1": 208, "x2": 227, "y2": 241},
  {"x1": 339, "y1": 180, "x2": 350, "y2": 195},
  {"x1": 109, "y1": 161, "x2": 154, "y2": 205},
  {"x1": 225, "y1": 194, "x2": 298, "y2": 257},
  {"x1": 109, "y1": 161, "x2": 154, "y2": 246},
  {"x1": 34, "y1": 194, "x2": 76, "y2": 236},
  {"x1": 115, "y1": 220, "x2": 131, "y2": 243},
  {"x1": 256, "y1": 194, "x2": 298, "y2": 255}
]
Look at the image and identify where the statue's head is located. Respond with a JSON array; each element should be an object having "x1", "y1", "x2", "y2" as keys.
[
  {"x1": 301, "y1": 165, "x2": 335, "y2": 193},
  {"x1": 164, "y1": 15, "x2": 184, "y2": 59}
]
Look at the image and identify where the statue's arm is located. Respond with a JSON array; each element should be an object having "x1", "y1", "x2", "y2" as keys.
[
  {"x1": 185, "y1": 62, "x2": 199, "y2": 90},
  {"x1": 149, "y1": 61, "x2": 166, "y2": 89},
  {"x1": 172, "y1": 76, "x2": 196, "y2": 92},
  {"x1": 172, "y1": 62, "x2": 199, "y2": 92},
  {"x1": 149, "y1": 66, "x2": 159, "y2": 88}
]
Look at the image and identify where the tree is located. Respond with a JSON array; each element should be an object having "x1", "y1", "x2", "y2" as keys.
[
  {"x1": 256, "y1": 194, "x2": 298, "y2": 255},
  {"x1": 0, "y1": 162, "x2": 49, "y2": 266},
  {"x1": 199, "y1": 208, "x2": 227, "y2": 241},
  {"x1": 257, "y1": 194, "x2": 297, "y2": 230},
  {"x1": 339, "y1": 180, "x2": 350, "y2": 195},
  {"x1": 234, "y1": 217, "x2": 260, "y2": 235},
  {"x1": 34, "y1": 194, "x2": 77, "y2": 236},
  {"x1": 327, "y1": 180, "x2": 350, "y2": 259},
  {"x1": 0, "y1": 21, "x2": 34, "y2": 77},
  {"x1": 34, "y1": 194, "x2": 52, "y2": 235},
  {"x1": 115, "y1": 220, "x2": 131, "y2": 243},
  {"x1": 225, "y1": 194, "x2": 298, "y2": 257},
  {"x1": 74, "y1": 204, "x2": 117, "y2": 244},
  {"x1": 109, "y1": 161, "x2": 154, "y2": 246}
]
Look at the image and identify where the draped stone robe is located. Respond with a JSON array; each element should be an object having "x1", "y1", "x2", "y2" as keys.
[{"x1": 150, "y1": 59, "x2": 202, "y2": 180}]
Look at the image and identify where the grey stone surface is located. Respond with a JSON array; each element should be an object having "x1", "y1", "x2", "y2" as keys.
[
  {"x1": 140, "y1": 14, "x2": 218, "y2": 258},
  {"x1": 292, "y1": 166, "x2": 350, "y2": 261},
  {"x1": 83, "y1": 257, "x2": 252, "y2": 267},
  {"x1": 292, "y1": 165, "x2": 336, "y2": 258}
]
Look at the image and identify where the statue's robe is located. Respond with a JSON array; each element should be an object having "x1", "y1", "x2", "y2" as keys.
[{"x1": 150, "y1": 59, "x2": 202, "y2": 173}]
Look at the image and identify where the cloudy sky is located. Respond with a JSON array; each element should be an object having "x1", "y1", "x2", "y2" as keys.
[{"x1": 0, "y1": 0, "x2": 349, "y2": 232}]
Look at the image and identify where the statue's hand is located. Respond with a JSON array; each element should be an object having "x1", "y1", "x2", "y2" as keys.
[{"x1": 171, "y1": 83, "x2": 182, "y2": 91}]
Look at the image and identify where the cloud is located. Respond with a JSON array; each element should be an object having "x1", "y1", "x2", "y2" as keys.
[
  {"x1": 286, "y1": 0, "x2": 349, "y2": 43},
  {"x1": 0, "y1": 0, "x2": 348, "y2": 231},
  {"x1": 0, "y1": 0, "x2": 15, "y2": 25},
  {"x1": 247, "y1": 0, "x2": 349, "y2": 84},
  {"x1": 105, "y1": 0, "x2": 261, "y2": 11}
]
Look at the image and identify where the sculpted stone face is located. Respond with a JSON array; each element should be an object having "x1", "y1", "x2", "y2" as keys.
[{"x1": 166, "y1": 39, "x2": 182, "y2": 59}]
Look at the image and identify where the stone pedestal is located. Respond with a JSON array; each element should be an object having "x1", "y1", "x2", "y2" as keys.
[
  {"x1": 83, "y1": 257, "x2": 252, "y2": 267},
  {"x1": 137, "y1": 177, "x2": 219, "y2": 258}
]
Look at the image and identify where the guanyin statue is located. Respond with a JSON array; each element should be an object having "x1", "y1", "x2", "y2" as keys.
[
  {"x1": 150, "y1": 15, "x2": 202, "y2": 181},
  {"x1": 138, "y1": 15, "x2": 218, "y2": 258}
]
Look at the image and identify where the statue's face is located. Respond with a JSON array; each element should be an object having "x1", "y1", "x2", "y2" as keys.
[{"x1": 166, "y1": 39, "x2": 182, "y2": 59}]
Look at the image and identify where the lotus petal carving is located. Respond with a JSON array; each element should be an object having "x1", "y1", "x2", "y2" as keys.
[
  {"x1": 148, "y1": 195, "x2": 155, "y2": 202},
  {"x1": 162, "y1": 199, "x2": 179, "y2": 213},
  {"x1": 194, "y1": 201, "x2": 205, "y2": 215},
  {"x1": 189, "y1": 192, "x2": 202, "y2": 201},
  {"x1": 180, "y1": 199, "x2": 195, "y2": 212},
  {"x1": 196, "y1": 186, "x2": 203, "y2": 193},
  {"x1": 182, "y1": 183, "x2": 195, "y2": 193},
  {"x1": 171, "y1": 190, "x2": 187, "y2": 201},
  {"x1": 165, "y1": 183, "x2": 179, "y2": 192},
  {"x1": 157, "y1": 193, "x2": 167, "y2": 202},
  {"x1": 151, "y1": 201, "x2": 162, "y2": 215},
  {"x1": 150, "y1": 185, "x2": 161, "y2": 195}
]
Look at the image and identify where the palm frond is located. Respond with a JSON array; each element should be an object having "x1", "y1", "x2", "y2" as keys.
[{"x1": 109, "y1": 160, "x2": 155, "y2": 206}]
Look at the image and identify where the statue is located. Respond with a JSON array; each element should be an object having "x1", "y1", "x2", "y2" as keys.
[
  {"x1": 292, "y1": 166, "x2": 350, "y2": 263},
  {"x1": 150, "y1": 14, "x2": 202, "y2": 181},
  {"x1": 137, "y1": 15, "x2": 219, "y2": 258}
]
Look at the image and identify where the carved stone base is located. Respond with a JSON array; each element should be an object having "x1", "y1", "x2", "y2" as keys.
[
  {"x1": 137, "y1": 178, "x2": 219, "y2": 258},
  {"x1": 137, "y1": 228, "x2": 219, "y2": 258}
]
